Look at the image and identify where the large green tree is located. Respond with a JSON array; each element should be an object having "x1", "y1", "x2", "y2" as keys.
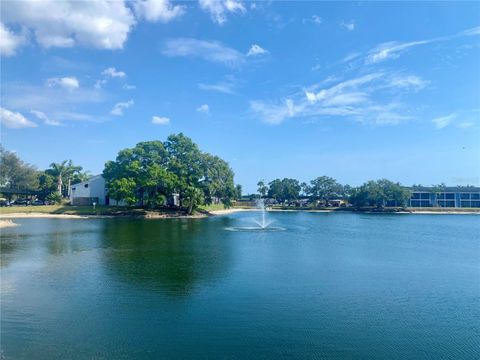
[
  {"x1": 268, "y1": 178, "x2": 301, "y2": 203},
  {"x1": 0, "y1": 146, "x2": 38, "y2": 192},
  {"x1": 349, "y1": 179, "x2": 410, "y2": 208},
  {"x1": 306, "y1": 176, "x2": 344, "y2": 204},
  {"x1": 103, "y1": 134, "x2": 237, "y2": 214}
]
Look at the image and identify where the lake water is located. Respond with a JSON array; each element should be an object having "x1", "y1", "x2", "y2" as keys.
[{"x1": 1, "y1": 212, "x2": 479, "y2": 359}]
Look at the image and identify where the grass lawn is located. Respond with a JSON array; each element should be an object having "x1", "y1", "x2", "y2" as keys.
[{"x1": 198, "y1": 203, "x2": 228, "y2": 212}]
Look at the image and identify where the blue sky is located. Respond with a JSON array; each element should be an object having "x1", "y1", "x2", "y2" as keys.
[{"x1": 1, "y1": 1, "x2": 479, "y2": 193}]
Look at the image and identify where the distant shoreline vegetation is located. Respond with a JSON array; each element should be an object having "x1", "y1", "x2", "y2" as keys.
[{"x1": 1, "y1": 135, "x2": 478, "y2": 214}]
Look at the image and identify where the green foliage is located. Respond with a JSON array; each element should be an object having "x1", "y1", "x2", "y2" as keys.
[
  {"x1": 306, "y1": 176, "x2": 344, "y2": 204},
  {"x1": 37, "y1": 172, "x2": 57, "y2": 200},
  {"x1": 349, "y1": 179, "x2": 410, "y2": 208},
  {"x1": 267, "y1": 178, "x2": 301, "y2": 202},
  {"x1": 257, "y1": 180, "x2": 268, "y2": 198},
  {"x1": 108, "y1": 178, "x2": 137, "y2": 206},
  {"x1": 0, "y1": 146, "x2": 39, "y2": 191},
  {"x1": 46, "y1": 160, "x2": 83, "y2": 196},
  {"x1": 182, "y1": 186, "x2": 205, "y2": 214},
  {"x1": 103, "y1": 133, "x2": 237, "y2": 213},
  {"x1": 234, "y1": 184, "x2": 242, "y2": 200},
  {"x1": 46, "y1": 192, "x2": 62, "y2": 204}
]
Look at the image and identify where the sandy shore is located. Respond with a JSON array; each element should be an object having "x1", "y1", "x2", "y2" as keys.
[
  {"x1": 0, "y1": 213, "x2": 89, "y2": 219},
  {"x1": 209, "y1": 208, "x2": 257, "y2": 215}
]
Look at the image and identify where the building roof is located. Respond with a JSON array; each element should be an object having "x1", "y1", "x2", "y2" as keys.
[
  {"x1": 409, "y1": 186, "x2": 480, "y2": 193},
  {"x1": 71, "y1": 175, "x2": 103, "y2": 188}
]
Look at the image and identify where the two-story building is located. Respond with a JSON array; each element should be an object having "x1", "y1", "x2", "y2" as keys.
[{"x1": 409, "y1": 186, "x2": 480, "y2": 208}]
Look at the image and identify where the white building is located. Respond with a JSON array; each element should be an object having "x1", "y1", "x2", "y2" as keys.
[{"x1": 70, "y1": 175, "x2": 107, "y2": 205}]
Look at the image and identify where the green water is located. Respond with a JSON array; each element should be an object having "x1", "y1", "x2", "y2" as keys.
[{"x1": 1, "y1": 212, "x2": 479, "y2": 359}]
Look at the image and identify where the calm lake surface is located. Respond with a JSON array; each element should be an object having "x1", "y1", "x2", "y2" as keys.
[{"x1": 1, "y1": 212, "x2": 479, "y2": 359}]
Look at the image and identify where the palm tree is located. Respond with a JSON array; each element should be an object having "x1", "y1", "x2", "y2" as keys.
[{"x1": 47, "y1": 160, "x2": 83, "y2": 196}]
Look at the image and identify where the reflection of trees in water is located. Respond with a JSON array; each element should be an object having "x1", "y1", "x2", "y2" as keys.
[{"x1": 101, "y1": 218, "x2": 235, "y2": 296}]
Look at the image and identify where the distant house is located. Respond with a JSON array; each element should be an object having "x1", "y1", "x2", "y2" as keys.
[{"x1": 70, "y1": 175, "x2": 107, "y2": 206}]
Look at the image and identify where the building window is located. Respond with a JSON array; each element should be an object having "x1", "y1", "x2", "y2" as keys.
[
  {"x1": 84, "y1": 184, "x2": 89, "y2": 188},
  {"x1": 72, "y1": 187, "x2": 76, "y2": 191}
]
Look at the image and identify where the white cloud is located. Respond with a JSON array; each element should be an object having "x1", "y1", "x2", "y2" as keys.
[
  {"x1": 31, "y1": 110, "x2": 62, "y2": 126},
  {"x1": 302, "y1": 15, "x2": 322, "y2": 25},
  {"x1": 102, "y1": 67, "x2": 126, "y2": 78},
  {"x1": 0, "y1": 107, "x2": 37, "y2": 128},
  {"x1": 199, "y1": 0, "x2": 246, "y2": 25},
  {"x1": 457, "y1": 121, "x2": 474, "y2": 129},
  {"x1": 432, "y1": 113, "x2": 457, "y2": 129},
  {"x1": 198, "y1": 82, "x2": 234, "y2": 94},
  {"x1": 251, "y1": 72, "x2": 423, "y2": 125},
  {"x1": 110, "y1": 99, "x2": 134, "y2": 116},
  {"x1": 163, "y1": 38, "x2": 245, "y2": 66},
  {"x1": 340, "y1": 20, "x2": 355, "y2": 31},
  {"x1": 388, "y1": 75, "x2": 429, "y2": 90},
  {"x1": 196, "y1": 104, "x2": 210, "y2": 113},
  {"x1": 46, "y1": 76, "x2": 79, "y2": 91},
  {"x1": 134, "y1": 0, "x2": 185, "y2": 22},
  {"x1": 365, "y1": 40, "x2": 429, "y2": 64},
  {"x1": 123, "y1": 84, "x2": 136, "y2": 90},
  {"x1": 247, "y1": 44, "x2": 268, "y2": 57},
  {"x1": 1, "y1": 0, "x2": 136, "y2": 50},
  {"x1": 152, "y1": 115, "x2": 170, "y2": 125},
  {"x1": 0, "y1": 22, "x2": 25, "y2": 57}
]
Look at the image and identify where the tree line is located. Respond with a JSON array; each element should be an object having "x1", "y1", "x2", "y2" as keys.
[
  {"x1": 0, "y1": 146, "x2": 89, "y2": 204},
  {"x1": 256, "y1": 176, "x2": 412, "y2": 208},
  {"x1": 0, "y1": 134, "x2": 241, "y2": 213}
]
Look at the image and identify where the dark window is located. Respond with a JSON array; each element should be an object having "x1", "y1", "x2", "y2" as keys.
[
  {"x1": 84, "y1": 184, "x2": 89, "y2": 188},
  {"x1": 460, "y1": 193, "x2": 470, "y2": 199},
  {"x1": 471, "y1": 201, "x2": 480, "y2": 208},
  {"x1": 72, "y1": 187, "x2": 76, "y2": 191},
  {"x1": 471, "y1": 193, "x2": 480, "y2": 200},
  {"x1": 411, "y1": 193, "x2": 421, "y2": 200},
  {"x1": 420, "y1": 193, "x2": 430, "y2": 200},
  {"x1": 445, "y1": 193, "x2": 454, "y2": 199}
]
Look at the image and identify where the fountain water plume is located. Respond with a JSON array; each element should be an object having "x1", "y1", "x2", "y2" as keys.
[{"x1": 254, "y1": 199, "x2": 272, "y2": 229}]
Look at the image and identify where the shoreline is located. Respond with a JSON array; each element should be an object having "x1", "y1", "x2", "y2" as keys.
[
  {"x1": 0, "y1": 207, "x2": 478, "y2": 225},
  {"x1": 0, "y1": 208, "x2": 256, "y2": 224}
]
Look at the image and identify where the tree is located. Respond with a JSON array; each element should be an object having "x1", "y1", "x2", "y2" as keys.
[
  {"x1": 37, "y1": 172, "x2": 57, "y2": 200},
  {"x1": 182, "y1": 186, "x2": 205, "y2": 215},
  {"x1": 0, "y1": 146, "x2": 38, "y2": 192},
  {"x1": 268, "y1": 178, "x2": 301, "y2": 203},
  {"x1": 108, "y1": 178, "x2": 137, "y2": 206},
  {"x1": 234, "y1": 184, "x2": 242, "y2": 200},
  {"x1": 306, "y1": 176, "x2": 343, "y2": 205},
  {"x1": 257, "y1": 180, "x2": 268, "y2": 198},
  {"x1": 103, "y1": 134, "x2": 237, "y2": 214},
  {"x1": 47, "y1": 160, "x2": 83, "y2": 196},
  {"x1": 349, "y1": 179, "x2": 410, "y2": 208},
  {"x1": 201, "y1": 153, "x2": 236, "y2": 207}
]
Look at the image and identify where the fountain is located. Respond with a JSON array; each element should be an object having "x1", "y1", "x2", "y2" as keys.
[
  {"x1": 224, "y1": 198, "x2": 285, "y2": 232},
  {"x1": 253, "y1": 199, "x2": 272, "y2": 229}
]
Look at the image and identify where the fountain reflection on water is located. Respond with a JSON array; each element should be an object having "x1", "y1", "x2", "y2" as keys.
[{"x1": 225, "y1": 199, "x2": 286, "y2": 232}]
